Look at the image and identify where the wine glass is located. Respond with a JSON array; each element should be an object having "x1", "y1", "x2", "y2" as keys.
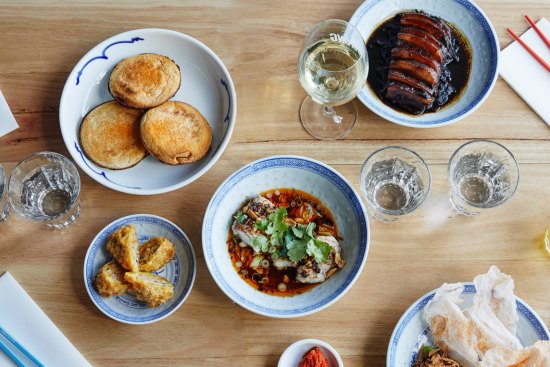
[{"x1": 298, "y1": 19, "x2": 368, "y2": 140}]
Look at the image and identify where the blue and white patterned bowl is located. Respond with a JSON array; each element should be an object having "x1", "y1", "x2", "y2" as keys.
[
  {"x1": 202, "y1": 156, "x2": 370, "y2": 318},
  {"x1": 83, "y1": 214, "x2": 196, "y2": 324},
  {"x1": 388, "y1": 283, "x2": 550, "y2": 367},
  {"x1": 60, "y1": 28, "x2": 236, "y2": 194},
  {"x1": 350, "y1": 0, "x2": 499, "y2": 128}
]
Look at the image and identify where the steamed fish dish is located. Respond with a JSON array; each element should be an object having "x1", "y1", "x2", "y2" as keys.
[
  {"x1": 416, "y1": 266, "x2": 550, "y2": 367},
  {"x1": 228, "y1": 189, "x2": 345, "y2": 295}
]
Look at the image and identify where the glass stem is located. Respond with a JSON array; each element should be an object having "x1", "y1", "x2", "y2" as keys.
[{"x1": 323, "y1": 105, "x2": 343, "y2": 124}]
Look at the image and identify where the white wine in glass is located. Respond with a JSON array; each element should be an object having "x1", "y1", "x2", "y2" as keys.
[{"x1": 298, "y1": 20, "x2": 368, "y2": 140}]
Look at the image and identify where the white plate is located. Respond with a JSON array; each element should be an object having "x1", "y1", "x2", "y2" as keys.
[
  {"x1": 387, "y1": 283, "x2": 550, "y2": 367},
  {"x1": 60, "y1": 28, "x2": 236, "y2": 194},
  {"x1": 83, "y1": 214, "x2": 196, "y2": 324},
  {"x1": 202, "y1": 156, "x2": 370, "y2": 318},
  {"x1": 278, "y1": 339, "x2": 344, "y2": 367},
  {"x1": 349, "y1": 0, "x2": 499, "y2": 128}
]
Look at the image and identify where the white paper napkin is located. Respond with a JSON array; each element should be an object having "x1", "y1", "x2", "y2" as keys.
[
  {"x1": 0, "y1": 90, "x2": 19, "y2": 137},
  {"x1": 500, "y1": 18, "x2": 550, "y2": 126},
  {"x1": 0, "y1": 272, "x2": 91, "y2": 367}
]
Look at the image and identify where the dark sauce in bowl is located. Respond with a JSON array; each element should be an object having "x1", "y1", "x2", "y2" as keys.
[
  {"x1": 227, "y1": 188, "x2": 340, "y2": 297},
  {"x1": 366, "y1": 12, "x2": 472, "y2": 115}
]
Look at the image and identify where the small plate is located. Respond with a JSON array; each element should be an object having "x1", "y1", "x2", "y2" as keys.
[
  {"x1": 387, "y1": 283, "x2": 550, "y2": 367},
  {"x1": 83, "y1": 214, "x2": 196, "y2": 324},
  {"x1": 278, "y1": 339, "x2": 343, "y2": 367},
  {"x1": 60, "y1": 28, "x2": 236, "y2": 195},
  {"x1": 349, "y1": 0, "x2": 499, "y2": 128}
]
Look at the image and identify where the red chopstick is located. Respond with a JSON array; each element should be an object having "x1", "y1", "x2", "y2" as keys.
[
  {"x1": 524, "y1": 15, "x2": 550, "y2": 49},
  {"x1": 507, "y1": 27, "x2": 550, "y2": 72}
]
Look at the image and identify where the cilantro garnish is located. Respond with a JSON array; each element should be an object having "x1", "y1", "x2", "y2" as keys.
[
  {"x1": 247, "y1": 205, "x2": 332, "y2": 263},
  {"x1": 235, "y1": 211, "x2": 248, "y2": 223}
]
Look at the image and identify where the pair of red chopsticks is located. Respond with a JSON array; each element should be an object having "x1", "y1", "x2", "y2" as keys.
[{"x1": 507, "y1": 15, "x2": 550, "y2": 72}]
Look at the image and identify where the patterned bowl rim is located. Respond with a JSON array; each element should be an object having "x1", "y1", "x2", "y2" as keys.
[
  {"x1": 59, "y1": 28, "x2": 237, "y2": 195},
  {"x1": 386, "y1": 283, "x2": 550, "y2": 367},
  {"x1": 202, "y1": 155, "x2": 370, "y2": 318},
  {"x1": 349, "y1": 0, "x2": 500, "y2": 128},
  {"x1": 83, "y1": 214, "x2": 196, "y2": 324}
]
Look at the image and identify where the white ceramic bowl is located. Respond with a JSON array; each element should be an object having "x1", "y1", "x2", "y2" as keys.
[
  {"x1": 278, "y1": 339, "x2": 344, "y2": 367},
  {"x1": 60, "y1": 28, "x2": 236, "y2": 194},
  {"x1": 202, "y1": 156, "x2": 370, "y2": 318},
  {"x1": 350, "y1": 0, "x2": 499, "y2": 128},
  {"x1": 83, "y1": 214, "x2": 196, "y2": 324},
  {"x1": 387, "y1": 283, "x2": 550, "y2": 367}
]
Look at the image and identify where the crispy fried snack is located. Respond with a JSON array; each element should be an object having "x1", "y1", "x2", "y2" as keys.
[
  {"x1": 106, "y1": 225, "x2": 139, "y2": 272},
  {"x1": 93, "y1": 261, "x2": 129, "y2": 297},
  {"x1": 139, "y1": 237, "x2": 175, "y2": 272},
  {"x1": 124, "y1": 272, "x2": 174, "y2": 308}
]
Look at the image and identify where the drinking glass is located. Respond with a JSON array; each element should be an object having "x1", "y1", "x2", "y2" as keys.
[
  {"x1": 8, "y1": 152, "x2": 81, "y2": 228},
  {"x1": 360, "y1": 146, "x2": 431, "y2": 222},
  {"x1": 448, "y1": 140, "x2": 519, "y2": 216},
  {"x1": 298, "y1": 19, "x2": 368, "y2": 140},
  {"x1": 0, "y1": 164, "x2": 10, "y2": 222}
]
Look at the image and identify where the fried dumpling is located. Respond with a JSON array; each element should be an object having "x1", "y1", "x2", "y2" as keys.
[{"x1": 106, "y1": 224, "x2": 140, "y2": 272}]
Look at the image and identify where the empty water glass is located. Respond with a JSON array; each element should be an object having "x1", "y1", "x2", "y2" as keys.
[
  {"x1": 0, "y1": 164, "x2": 10, "y2": 222},
  {"x1": 448, "y1": 140, "x2": 519, "y2": 216},
  {"x1": 8, "y1": 152, "x2": 81, "y2": 228},
  {"x1": 360, "y1": 146, "x2": 431, "y2": 222}
]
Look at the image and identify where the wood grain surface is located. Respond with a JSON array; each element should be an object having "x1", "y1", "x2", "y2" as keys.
[{"x1": 0, "y1": 1, "x2": 549, "y2": 366}]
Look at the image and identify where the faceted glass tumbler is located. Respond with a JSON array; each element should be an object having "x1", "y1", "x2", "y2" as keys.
[
  {"x1": 8, "y1": 152, "x2": 81, "y2": 228},
  {"x1": 448, "y1": 140, "x2": 519, "y2": 216},
  {"x1": 360, "y1": 146, "x2": 431, "y2": 222}
]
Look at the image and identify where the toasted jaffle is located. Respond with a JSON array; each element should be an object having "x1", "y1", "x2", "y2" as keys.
[
  {"x1": 124, "y1": 272, "x2": 174, "y2": 307},
  {"x1": 106, "y1": 224, "x2": 139, "y2": 272},
  {"x1": 139, "y1": 237, "x2": 175, "y2": 272},
  {"x1": 109, "y1": 53, "x2": 181, "y2": 109},
  {"x1": 80, "y1": 101, "x2": 147, "y2": 170},
  {"x1": 93, "y1": 261, "x2": 129, "y2": 297},
  {"x1": 140, "y1": 101, "x2": 212, "y2": 165}
]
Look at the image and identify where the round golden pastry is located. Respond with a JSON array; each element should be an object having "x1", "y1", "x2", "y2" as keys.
[
  {"x1": 109, "y1": 53, "x2": 181, "y2": 109},
  {"x1": 79, "y1": 101, "x2": 147, "y2": 170},
  {"x1": 140, "y1": 101, "x2": 212, "y2": 165}
]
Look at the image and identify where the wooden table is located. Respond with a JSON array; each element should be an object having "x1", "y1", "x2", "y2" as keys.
[{"x1": 1, "y1": 1, "x2": 549, "y2": 366}]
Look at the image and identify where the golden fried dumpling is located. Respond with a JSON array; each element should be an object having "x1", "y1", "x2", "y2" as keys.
[
  {"x1": 106, "y1": 225, "x2": 139, "y2": 272},
  {"x1": 140, "y1": 101, "x2": 212, "y2": 165},
  {"x1": 124, "y1": 272, "x2": 174, "y2": 307},
  {"x1": 93, "y1": 261, "x2": 128, "y2": 297},
  {"x1": 109, "y1": 53, "x2": 181, "y2": 109},
  {"x1": 79, "y1": 101, "x2": 147, "y2": 170},
  {"x1": 139, "y1": 237, "x2": 175, "y2": 272}
]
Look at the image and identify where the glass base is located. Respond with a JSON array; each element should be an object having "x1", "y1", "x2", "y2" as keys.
[
  {"x1": 299, "y1": 96, "x2": 357, "y2": 140},
  {"x1": 46, "y1": 203, "x2": 80, "y2": 229},
  {"x1": 450, "y1": 195, "x2": 479, "y2": 216}
]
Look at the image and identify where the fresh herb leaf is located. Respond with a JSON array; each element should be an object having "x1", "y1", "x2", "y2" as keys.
[
  {"x1": 252, "y1": 235, "x2": 268, "y2": 253},
  {"x1": 286, "y1": 236, "x2": 308, "y2": 262},
  {"x1": 306, "y1": 239, "x2": 332, "y2": 263},
  {"x1": 291, "y1": 226, "x2": 304, "y2": 238},
  {"x1": 254, "y1": 217, "x2": 269, "y2": 231},
  {"x1": 235, "y1": 211, "x2": 248, "y2": 223},
  {"x1": 305, "y1": 222, "x2": 316, "y2": 238}
]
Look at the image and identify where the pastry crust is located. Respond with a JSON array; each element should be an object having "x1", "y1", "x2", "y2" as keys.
[
  {"x1": 93, "y1": 261, "x2": 129, "y2": 297},
  {"x1": 139, "y1": 237, "x2": 175, "y2": 272},
  {"x1": 140, "y1": 101, "x2": 212, "y2": 165},
  {"x1": 124, "y1": 272, "x2": 174, "y2": 307},
  {"x1": 106, "y1": 225, "x2": 140, "y2": 273},
  {"x1": 79, "y1": 101, "x2": 147, "y2": 170},
  {"x1": 109, "y1": 53, "x2": 181, "y2": 109}
]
